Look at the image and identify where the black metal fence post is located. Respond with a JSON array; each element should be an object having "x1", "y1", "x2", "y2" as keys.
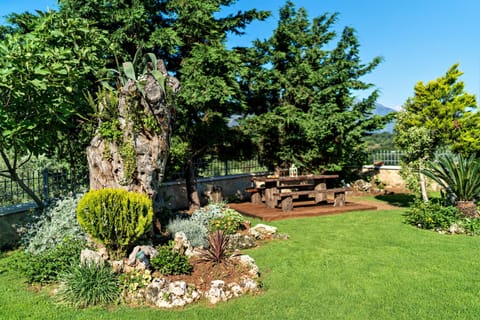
[
  {"x1": 224, "y1": 159, "x2": 229, "y2": 176},
  {"x1": 42, "y1": 169, "x2": 49, "y2": 202}
]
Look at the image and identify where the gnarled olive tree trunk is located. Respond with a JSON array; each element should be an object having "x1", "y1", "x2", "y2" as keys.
[{"x1": 87, "y1": 59, "x2": 179, "y2": 213}]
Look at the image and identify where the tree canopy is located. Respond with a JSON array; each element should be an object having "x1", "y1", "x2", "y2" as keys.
[
  {"x1": 57, "y1": 0, "x2": 269, "y2": 209},
  {"x1": 0, "y1": 1, "x2": 400, "y2": 208},
  {"x1": 240, "y1": 1, "x2": 392, "y2": 173},
  {"x1": 394, "y1": 64, "x2": 479, "y2": 200},
  {"x1": 0, "y1": 10, "x2": 109, "y2": 206},
  {"x1": 395, "y1": 63, "x2": 479, "y2": 156}
]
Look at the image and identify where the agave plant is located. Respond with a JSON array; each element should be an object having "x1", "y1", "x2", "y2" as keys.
[{"x1": 422, "y1": 153, "x2": 480, "y2": 217}]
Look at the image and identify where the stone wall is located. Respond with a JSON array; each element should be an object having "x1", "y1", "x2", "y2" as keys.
[
  {"x1": 361, "y1": 165, "x2": 406, "y2": 190},
  {"x1": 360, "y1": 165, "x2": 440, "y2": 192},
  {"x1": 158, "y1": 174, "x2": 255, "y2": 210}
]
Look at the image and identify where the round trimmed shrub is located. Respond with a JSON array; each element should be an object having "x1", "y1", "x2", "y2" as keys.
[{"x1": 76, "y1": 188, "x2": 153, "y2": 258}]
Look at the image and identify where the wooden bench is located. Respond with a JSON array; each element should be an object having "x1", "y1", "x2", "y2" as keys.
[
  {"x1": 245, "y1": 187, "x2": 265, "y2": 204},
  {"x1": 273, "y1": 187, "x2": 349, "y2": 212}
]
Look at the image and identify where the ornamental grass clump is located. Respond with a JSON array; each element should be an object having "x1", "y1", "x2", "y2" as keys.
[
  {"x1": 76, "y1": 188, "x2": 153, "y2": 259},
  {"x1": 57, "y1": 262, "x2": 120, "y2": 308}
]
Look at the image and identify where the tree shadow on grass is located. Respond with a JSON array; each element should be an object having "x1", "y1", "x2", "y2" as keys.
[{"x1": 374, "y1": 193, "x2": 415, "y2": 208}]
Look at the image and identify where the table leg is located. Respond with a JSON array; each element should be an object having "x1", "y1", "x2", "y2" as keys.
[
  {"x1": 314, "y1": 182, "x2": 327, "y2": 204},
  {"x1": 281, "y1": 196, "x2": 293, "y2": 212},
  {"x1": 334, "y1": 192, "x2": 345, "y2": 206},
  {"x1": 251, "y1": 192, "x2": 262, "y2": 204},
  {"x1": 265, "y1": 187, "x2": 278, "y2": 208}
]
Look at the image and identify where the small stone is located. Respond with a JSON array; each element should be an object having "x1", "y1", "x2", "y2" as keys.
[
  {"x1": 169, "y1": 281, "x2": 187, "y2": 296},
  {"x1": 173, "y1": 232, "x2": 194, "y2": 256},
  {"x1": 110, "y1": 260, "x2": 124, "y2": 273},
  {"x1": 80, "y1": 249, "x2": 104, "y2": 267}
]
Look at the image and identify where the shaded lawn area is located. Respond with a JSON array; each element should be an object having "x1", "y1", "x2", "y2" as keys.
[{"x1": 2, "y1": 207, "x2": 480, "y2": 319}]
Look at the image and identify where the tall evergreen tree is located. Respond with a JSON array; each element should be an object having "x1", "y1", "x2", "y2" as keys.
[
  {"x1": 394, "y1": 64, "x2": 479, "y2": 200},
  {"x1": 395, "y1": 63, "x2": 479, "y2": 155},
  {"x1": 240, "y1": 1, "x2": 390, "y2": 174},
  {"x1": 59, "y1": 0, "x2": 269, "y2": 209}
]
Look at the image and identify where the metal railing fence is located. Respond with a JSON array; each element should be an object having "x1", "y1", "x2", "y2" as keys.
[
  {"x1": 0, "y1": 169, "x2": 88, "y2": 208},
  {"x1": 166, "y1": 158, "x2": 269, "y2": 180},
  {"x1": 366, "y1": 150, "x2": 405, "y2": 166},
  {"x1": 0, "y1": 150, "x2": 405, "y2": 212}
]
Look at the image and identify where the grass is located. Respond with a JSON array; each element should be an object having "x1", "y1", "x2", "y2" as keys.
[{"x1": 2, "y1": 204, "x2": 480, "y2": 319}]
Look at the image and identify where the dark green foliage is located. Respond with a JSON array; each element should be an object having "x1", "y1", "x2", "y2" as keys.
[
  {"x1": 422, "y1": 153, "x2": 480, "y2": 202},
  {"x1": 76, "y1": 188, "x2": 153, "y2": 259},
  {"x1": 241, "y1": 1, "x2": 392, "y2": 173},
  {"x1": 404, "y1": 199, "x2": 459, "y2": 230},
  {"x1": 57, "y1": 262, "x2": 120, "y2": 308},
  {"x1": 17, "y1": 238, "x2": 85, "y2": 284},
  {"x1": 198, "y1": 230, "x2": 230, "y2": 265},
  {"x1": 150, "y1": 241, "x2": 193, "y2": 276},
  {"x1": 364, "y1": 132, "x2": 395, "y2": 151},
  {"x1": 458, "y1": 218, "x2": 480, "y2": 236},
  {"x1": 0, "y1": 11, "x2": 110, "y2": 203}
]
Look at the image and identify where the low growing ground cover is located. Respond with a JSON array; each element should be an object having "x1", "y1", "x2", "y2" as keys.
[{"x1": 2, "y1": 201, "x2": 480, "y2": 319}]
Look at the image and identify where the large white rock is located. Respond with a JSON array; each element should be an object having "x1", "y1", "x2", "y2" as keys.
[{"x1": 249, "y1": 223, "x2": 277, "y2": 239}]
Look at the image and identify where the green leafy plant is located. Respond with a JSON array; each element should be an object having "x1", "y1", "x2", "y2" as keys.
[
  {"x1": 17, "y1": 237, "x2": 85, "y2": 284},
  {"x1": 198, "y1": 230, "x2": 230, "y2": 265},
  {"x1": 98, "y1": 119, "x2": 122, "y2": 143},
  {"x1": 458, "y1": 218, "x2": 480, "y2": 235},
  {"x1": 57, "y1": 262, "x2": 120, "y2": 308},
  {"x1": 209, "y1": 209, "x2": 247, "y2": 235},
  {"x1": 404, "y1": 199, "x2": 459, "y2": 230},
  {"x1": 190, "y1": 203, "x2": 226, "y2": 228},
  {"x1": 150, "y1": 241, "x2": 193, "y2": 275},
  {"x1": 118, "y1": 269, "x2": 152, "y2": 294},
  {"x1": 119, "y1": 140, "x2": 137, "y2": 185},
  {"x1": 76, "y1": 188, "x2": 153, "y2": 259}
]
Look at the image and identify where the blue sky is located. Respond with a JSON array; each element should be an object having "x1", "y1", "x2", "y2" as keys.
[{"x1": 2, "y1": 0, "x2": 479, "y2": 110}]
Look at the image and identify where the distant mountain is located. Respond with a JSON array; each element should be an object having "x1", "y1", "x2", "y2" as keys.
[{"x1": 373, "y1": 103, "x2": 396, "y2": 133}]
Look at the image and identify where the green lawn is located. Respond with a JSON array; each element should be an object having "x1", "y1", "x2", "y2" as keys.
[{"x1": 2, "y1": 206, "x2": 480, "y2": 319}]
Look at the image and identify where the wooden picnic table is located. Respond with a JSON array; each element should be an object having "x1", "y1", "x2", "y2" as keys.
[{"x1": 248, "y1": 174, "x2": 348, "y2": 212}]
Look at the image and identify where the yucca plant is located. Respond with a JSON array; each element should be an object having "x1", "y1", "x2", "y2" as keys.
[{"x1": 422, "y1": 153, "x2": 480, "y2": 217}]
